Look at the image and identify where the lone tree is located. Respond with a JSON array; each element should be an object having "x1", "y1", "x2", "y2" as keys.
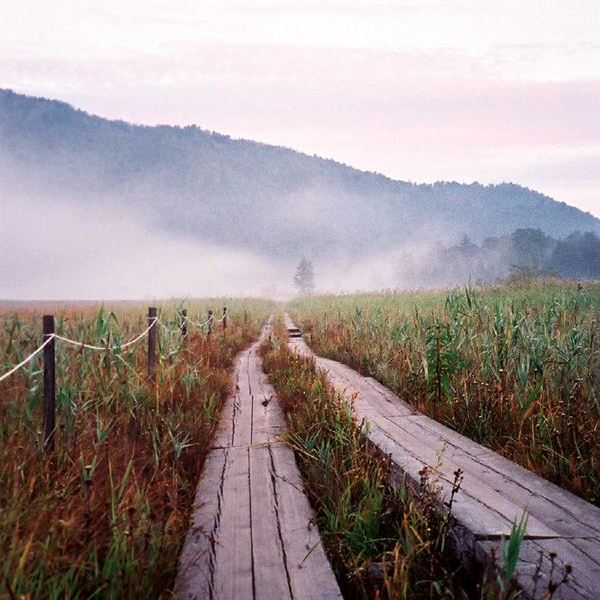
[{"x1": 293, "y1": 257, "x2": 315, "y2": 296}]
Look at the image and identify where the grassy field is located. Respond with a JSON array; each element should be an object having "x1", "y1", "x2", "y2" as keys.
[
  {"x1": 0, "y1": 300, "x2": 273, "y2": 599},
  {"x1": 289, "y1": 282, "x2": 600, "y2": 506},
  {"x1": 262, "y1": 316, "x2": 531, "y2": 600}
]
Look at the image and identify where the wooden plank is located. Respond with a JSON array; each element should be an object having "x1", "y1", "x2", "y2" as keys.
[
  {"x1": 270, "y1": 444, "x2": 343, "y2": 600},
  {"x1": 251, "y1": 352, "x2": 287, "y2": 446},
  {"x1": 247, "y1": 345, "x2": 268, "y2": 397},
  {"x1": 177, "y1": 448, "x2": 227, "y2": 600},
  {"x1": 285, "y1": 315, "x2": 600, "y2": 599},
  {"x1": 212, "y1": 446, "x2": 253, "y2": 600},
  {"x1": 232, "y1": 392, "x2": 253, "y2": 449},
  {"x1": 179, "y1": 321, "x2": 343, "y2": 600},
  {"x1": 386, "y1": 414, "x2": 600, "y2": 539},
  {"x1": 316, "y1": 356, "x2": 413, "y2": 418},
  {"x1": 212, "y1": 396, "x2": 235, "y2": 449},
  {"x1": 249, "y1": 445, "x2": 293, "y2": 600},
  {"x1": 367, "y1": 423, "x2": 526, "y2": 537},
  {"x1": 251, "y1": 391, "x2": 287, "y2": 446}
]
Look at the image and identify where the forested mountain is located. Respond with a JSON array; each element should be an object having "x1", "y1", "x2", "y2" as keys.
[{"x1": 2, "y1": 88, "x2": 598, "y2": 267}]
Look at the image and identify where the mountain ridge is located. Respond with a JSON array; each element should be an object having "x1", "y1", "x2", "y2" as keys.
[{"x1": 1, "y1": 87, "x2": 599, "y2": 264}]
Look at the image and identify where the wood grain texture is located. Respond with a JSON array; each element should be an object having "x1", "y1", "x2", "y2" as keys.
[
  {"x1": 286, "y1": 314, "x2": 600, "y2": 600},
  {"x1": 177, "y1": 322, "x2": 342, "y2": 600}
]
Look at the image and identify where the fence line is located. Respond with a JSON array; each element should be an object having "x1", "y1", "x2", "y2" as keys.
[
  {"x1": 0, "y1": 335, "x2": 55, "y2": 383},
  {"x1": 183, "y1": 313, "x2": 214, "y2": 328},
  {"x1": 0, "y1": 308, "x2": 229, "y2": 384},
  {"x1": 53, "y1": 318, "x2": 158, "y2": 351},
  {"x1": 157, "y1": 319, "x2": 183, "y2": 335},
  {"x1": 1, "y1": 305, "x2": 231, "y2": 455},
  {"x1": 183, "y1": 309, "x2": 227, "y2": 328}
]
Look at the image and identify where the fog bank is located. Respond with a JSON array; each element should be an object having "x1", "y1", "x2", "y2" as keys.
[{"x1": 0, "y1": 196, "x2": 293, "y2": 300}]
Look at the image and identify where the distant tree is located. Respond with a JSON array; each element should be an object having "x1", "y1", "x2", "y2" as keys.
[
  {"x1": 551, "y1": 231, "x2": 600, "y2": 280},
  {"x1": 293, "y1": 258, "x2": 315, "y2": 295},
  {"x1": 511, "y1": 228, "x2": 554, "y2": 269},
  {"x1": 457, "y1": 234, "x2": 478, "y2": 259},
  {"x1": 505, "y1": 264, "x2": 557, "y2": 284}
]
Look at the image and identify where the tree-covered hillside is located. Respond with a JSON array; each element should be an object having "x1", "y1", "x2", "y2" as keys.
[
  {"x1": 1, "y1": 88, "x2": 599, "y2": 262},
  {"x1": 397, "y1": 228, "x2": 600, "y2": 286}
]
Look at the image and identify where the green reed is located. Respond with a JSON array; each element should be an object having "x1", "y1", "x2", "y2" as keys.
[
  {"x1": 0, "y1": 299, "x2": 273, "y2": 599},
  {"x1": 290, "y1": 282, "x2": 600, "y2": 505}
]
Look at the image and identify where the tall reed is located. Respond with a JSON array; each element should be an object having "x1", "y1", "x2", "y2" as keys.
[
  {"x1": 290, "y1": 282, "x2": 600, "y2": 505},
  {"x1": 261, "y1": 317, "x2": 535, "y2": 600},
  {"x1": 0, "y1": 300, "x2": 273, "y2": 599}
]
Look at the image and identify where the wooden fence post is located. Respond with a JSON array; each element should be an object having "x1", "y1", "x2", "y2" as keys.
[
  {"x1": 43, "y1": 315, "x2": 56, "y2": 453},
  {"x1": 208, "y1": 310, "x2": 213, "y2": 336},
  {"x1": 181, "y1": 309, "x2": 187, "y2": 337},
  {"x1": 222, "y1": 307, "x2": 227, "y2": 330},
  {"x1": 148, "y1": 307, "x2": 157, "y2": 380}
]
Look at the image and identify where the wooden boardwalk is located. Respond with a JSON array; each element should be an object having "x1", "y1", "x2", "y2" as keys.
[
  {"x1": 176, "y1": 325, "x2": 342, "y2": 600},
  {"x1": 285, "y1": 314, "x2": 600, "y2": 600}
]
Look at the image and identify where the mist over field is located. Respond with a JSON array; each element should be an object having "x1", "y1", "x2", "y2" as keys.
[
  {"x1": 1, "y1": 89, "x2": 599, "y2": 300},
  {"x1": 0, "y1": 186, "x2": 411, "y2": 300},
  {"x1": 0, "y1": 191, "x2": 287, "y2": 300}
]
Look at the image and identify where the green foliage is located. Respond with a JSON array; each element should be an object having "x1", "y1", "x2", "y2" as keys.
[
  {"x1": 0, "y1": 299, "x2": 273, "y2": 599},
  {"x1": 500, "y1": 512, "x2": 528, "y2": 587},
  {"x1": 425, "y1": 322, "x2": 463, "y2": 404},
  {"x1": 290, "y1": 282, "x2": 600, "y2": 505},
  {"x1": 397, "y1": 228, "x2": 600, "y2": 287}
]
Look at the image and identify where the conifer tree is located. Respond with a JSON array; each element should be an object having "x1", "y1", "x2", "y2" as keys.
[{"x1": 293, "y1": 257, "x2": 315, "y2": 295}]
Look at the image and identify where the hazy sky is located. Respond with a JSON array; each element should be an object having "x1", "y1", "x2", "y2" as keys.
[{"x1": 1, "y1": 0, "x2": 599, "y2": 216}]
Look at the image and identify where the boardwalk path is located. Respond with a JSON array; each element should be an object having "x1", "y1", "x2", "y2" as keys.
[
  {"x1": 285, "y1": 314, "x2": 600, "y2": 600},
  {"x1": 176, "y1": 323, "x2": 342, "y2": 600}
]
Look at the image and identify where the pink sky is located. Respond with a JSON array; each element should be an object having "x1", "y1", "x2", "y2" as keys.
[{"x1": 1, "y1": 0, "x2": 599, "y2": 216}]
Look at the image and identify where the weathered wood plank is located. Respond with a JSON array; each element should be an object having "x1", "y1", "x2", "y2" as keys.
[
  {"x1": 212, "y1": 396, "x2": 235, "y2": 449},
  {"x1": 404, "y1": 415, "x2": 600, "y2": 539},
  {"x1": 249, "y1": 445, "x2": 293, "y2": 600},
  {"x1": 251, "y1": 352, "x2": 287, "y2": 446},
  {"x1": 271, "y1": 444, "x2": 344, "y2": 600},
  {"x1": 286, "y1": 315, "x2": 600, "y2": 600},
  {"x1": 177, "y1": 448, "x2": 227, "y2": 600},
  {"x1": 305, "y1": 352, "x2": 413, "y2": 418},
  {"x1": 212, "y1": 446, "x2": 253, "y2": 600},
  {"x1": 178, "y1": 323, "x2": 342, "y2": 600},
  {"x1": 247, "y1": 346, "x2": 268, "y2": 397},
  {"x1": 232, "y1": 351, "x2": 253, "y2": 449}
]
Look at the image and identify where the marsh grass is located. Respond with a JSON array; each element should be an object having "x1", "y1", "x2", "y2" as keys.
[
  {"x1": 290, "y1": 282, "x2": 600, "y2": 505},
  {"x1": 0, "y1": 300, "x2": 272, "y2": 599},
  {"x1": 262, "y1": 317, "x2": 500, "y2": 599}
]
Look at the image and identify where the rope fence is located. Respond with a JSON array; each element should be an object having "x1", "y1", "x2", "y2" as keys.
[
  {"x1": 0, "y1": 335, "x2": 55, "y2": 384},
  {"x1": 0, "y1": 305, "x2": 229, "y2": 452},
  {"x1": 183, "y1": 313, "x2": 214, "y2": 328},
  {"x1": 54, "y1": 318, "x2": 159, "y2": 351}
]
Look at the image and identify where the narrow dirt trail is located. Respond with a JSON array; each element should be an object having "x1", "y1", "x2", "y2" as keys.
[
  {"x1": 285, "y1": 314, "x2": 600, "y2": 600},
  {"x1": 176, "y1": 322, "x2": 342, "y2": 600}
]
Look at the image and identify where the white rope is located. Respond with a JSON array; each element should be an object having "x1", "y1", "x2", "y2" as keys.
[
  {"x1": 53, "y1": 318, "x2": 157, "y2": 351},
  {"x1": 184, "y1": 313, "x2": 214, "y2": 328},
  {"x1": 157, "y1": 319, "x2": 182, "y2": 335},
  {"x1": 0, "y1": 309, "x2": 226, "y2": 383},
  {"x1": 0, "y1": 334, "x2": 55, "y2": 383}
]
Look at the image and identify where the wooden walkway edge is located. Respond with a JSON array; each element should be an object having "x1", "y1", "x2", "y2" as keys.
[
  {"x1": 176, "y1": 322, "x2": 342, "y2": 600},
  {"x1": 284, "y1": 314, "x2": 600, "y2": 600}
]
